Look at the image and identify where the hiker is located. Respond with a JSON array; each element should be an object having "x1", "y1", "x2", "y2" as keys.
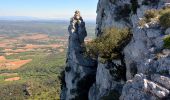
[{"x1": 70, "y1": 10, "x2": 83, "y2": 33}]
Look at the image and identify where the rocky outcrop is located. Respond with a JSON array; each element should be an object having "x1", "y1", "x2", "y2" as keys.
[
  {"x1": 61, "y1": 11, "x2": 97, "y2": 100},
  {"x1": 62, "y1": 0, "x2": 170, "y2": 100},
  {"x1": 88, "y1": 61, "x2": 125, "y2": 100},
  {"x1": 121, "y1": 0, "x2": 170, "y2": 99},
  {"x1": 89, "y1": 0, "x2": 170, "y2": 100},
  {"x1": 88, "y1": 1, "x2": 132, "y2": 99},
  {"x1": 120, "y1": 74, "x2": 170, "y2": 100}
]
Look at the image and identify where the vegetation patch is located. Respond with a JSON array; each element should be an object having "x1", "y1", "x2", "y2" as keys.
[
  {"x1": 138, "y1": 9, "x2": 158, "y2": 27},
  {"x1": 144, "y1": 9, "x2": 158, "y2": 22},
  {"x1": 138, "y1": 8, "x2": 170, "y2": 28},
  {"x1": 142, "y1": 0, "x2": 160, "y2": 6},
  {"x1": 0, "y1": 52, "x2": 66, "y2": 99},
  {"x1": 163, "y1": 35, "x2": 170, "y2": 49},
  {"x1": 0, "y1": 82, "x2": 27, "y2": 100},
  {"x1": 159, "y1": 11, "x2": 170, "y2": 28},
  {"x1": 85, "y1": 27, "x2": 131, "y2": 62}
]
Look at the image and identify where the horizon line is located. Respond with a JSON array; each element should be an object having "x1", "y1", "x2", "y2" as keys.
[{"x1": 0, "y1": 15, "x2": 96, "y2": 21}]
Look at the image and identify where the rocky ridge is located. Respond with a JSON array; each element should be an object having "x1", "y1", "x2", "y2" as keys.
[{"x1": 61, "y1": 0, "x2": 170, "y2": 100}]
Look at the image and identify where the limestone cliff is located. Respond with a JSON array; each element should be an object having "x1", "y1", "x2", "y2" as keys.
[
  {"x1": 61, "y1": 11, "x2": 97, "y2": 100},
  {"x1": 61, "y1": 0, "x2": 170, "y2": 100}
]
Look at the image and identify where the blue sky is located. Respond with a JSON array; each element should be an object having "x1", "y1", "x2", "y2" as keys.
[{"x1": 0, "y1": 0, "x2": 98, "y2": 20}]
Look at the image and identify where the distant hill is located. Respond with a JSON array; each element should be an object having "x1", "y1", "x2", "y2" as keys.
[
  {"x1": 0, "y1": 16, "x2": 40, "y2": 21},
  {"x1": 0, "y1": 16, "x2": 96, "y2": 22}
]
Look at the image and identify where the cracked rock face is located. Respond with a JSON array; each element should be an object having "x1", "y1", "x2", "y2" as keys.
[
  {"x1": 121, "y1": 1, "x2": 170, "y2": 99},
  {"x1": 123, "y1": 0, "x2": 166, "y2": 80},
  {"x1": 62, "y1": 0, "x2": 170, "y2": 100},
  {"x1": 89, "y1": 0, "x2": 132, "y2": 99},
  {"x1": 89, "y1": 0, "x2": 170, "y2": 100},
  {"x1": 120, "y1": 74, "x2": 170, "y2": 100},
  {"x1": 89, "y1": 62, "x2": 125, "y2": 100}
]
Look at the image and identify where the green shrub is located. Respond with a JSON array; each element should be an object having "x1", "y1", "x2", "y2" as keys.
[
  {"x1": 0, "y1": 82, "x2": 26, "y2": 100},
  {"x1": 159, "y1": 7, "x2": 170, "y2": 15},
  {"x1": 85, "y1": 27, "x2": 131, "y2": 61},
  {"x1": 159, "y1": 11, "x2": 170, "y2": 28},
  {"x1": 164, "y1": 35, "x2": 170, "y2": 48}
]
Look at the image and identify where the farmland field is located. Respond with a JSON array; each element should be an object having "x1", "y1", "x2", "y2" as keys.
[{"x1": 0, "y1": 20, "x2": 95, "y2": 99}]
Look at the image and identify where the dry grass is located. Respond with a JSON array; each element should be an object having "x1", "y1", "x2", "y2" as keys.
[
  {"x1": 0, "y1": 43, "x2": 8, "y2": 48},
  {"x1": 0, "y1": 73, "x2": 18, "y2": 76},
  {"x1": 0, "y1": 56, "x2": 6, "y2": 62},
  {"x1": 0, "y1": 57, "x2": 32, "y2": 70},
  {"x1": 18, "y1": 34, "x2": 49, "y2": 40},
  {"x1": 5, "y1": 77, "x2": 20, "y2": 81},
  {"x1": 58, "y1": 49, "x2": 64, "y2": 53}
]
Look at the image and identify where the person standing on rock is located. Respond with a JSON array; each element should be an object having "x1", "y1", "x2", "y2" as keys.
[
  {"x1": 74, "y1": 10, "x2": 82, "y2": 20},
  {"x1": 69, "y1": 10, "x2": 83, "y2": 33}
]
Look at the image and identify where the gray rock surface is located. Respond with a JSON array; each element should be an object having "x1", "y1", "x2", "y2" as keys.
[
  {"x1": 88, "y1": 0, "x2": 131, "y2": 99},
  {"x1": 120, "y1": 74, "x2": 170, "y2": 100},
  {"x1": 61, "y1": 11, "x2": 97, "y2": 100},
  {"x1": 89, "y1": 62, "x2": 124, "y2": 100},
  {"x1": 62, "y1": 0, "x2": 170, "y2": 100},
  {"x1": 89, "y1": 0, "x2": 170, "y2": 100},
  {"x1": 165, "y1": 28, "x2": 170, "y2": 35},
  {"x1": 151, "y1": 74, "x2": 170, "y2": 89}
]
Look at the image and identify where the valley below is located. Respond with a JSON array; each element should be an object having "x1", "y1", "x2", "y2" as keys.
[{"x1": 0, "y1": 20, "x2": 95, "y2": 100}]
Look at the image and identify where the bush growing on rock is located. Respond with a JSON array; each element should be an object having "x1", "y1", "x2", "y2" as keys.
[
  {"x1": 138, "y1": 9, "x2": 158, "y2": 27},
  {"x1": 159, "y1": 11, "x2": 170, "y2": 28},
  {"x1": 138, "y1": 19, "x2": 147, "y2": 27},
  {"x1": 163, "y1": 35, "x2": 170, "y2": 48},
  {"x1": 144, "y1": 9, "x2": 158, "y2": 22},
  {"x1": 85, "y1": 27, "x2": 131, "y2": 61},
  {"x1": 138, "y1": 8, "x2": 170, "y2": 28}
]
